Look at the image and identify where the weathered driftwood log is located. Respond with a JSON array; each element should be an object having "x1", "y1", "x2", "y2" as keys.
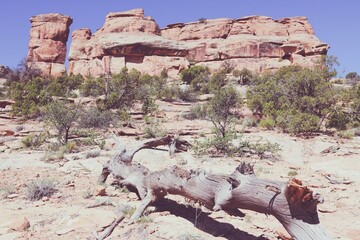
[
  {"x1": 100, "y1": 135, "x2": 331, "y2": 239},
  {"x1": 99, "y1": 133, "x2": 191, "y2": 199},
  {"x1": 129, "y1": 163, "x2": 331, "y2": 239}
]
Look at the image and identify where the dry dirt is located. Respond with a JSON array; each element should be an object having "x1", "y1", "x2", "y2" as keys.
[{"x1": 0, "y1": 100, "x2": 359, "y2": 240}]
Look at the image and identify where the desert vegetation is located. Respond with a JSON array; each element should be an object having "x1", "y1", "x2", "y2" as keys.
[{"x1": 0, "y1": 56, "x2": 359, "y2": 239}]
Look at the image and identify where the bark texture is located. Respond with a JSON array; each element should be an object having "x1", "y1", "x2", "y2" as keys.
[{"x1": 100, "y1": 135, "x2": 331, "y2": 240}]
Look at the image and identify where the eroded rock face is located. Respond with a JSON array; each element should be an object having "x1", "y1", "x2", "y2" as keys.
[
  {"x1": 68, "y1": 9, "x2": 189, "y2": 77},
  {"x1": 161, "y1": 15, "x2": 328, "y2": 72},
  {"x1": 27, "y1": 13, "x2": 72, "y2": 76},
  {"x1": 66, "y1": 9, "x2": 329, "y2": 77}
]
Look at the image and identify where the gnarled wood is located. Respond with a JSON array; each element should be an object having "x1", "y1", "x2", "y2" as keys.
[
  {"x1": 101, "y1": 136, "x2": 331, "y2": 240},
  {"x1": 99, "y1": 134, "x2": 191, "y2": 199}
]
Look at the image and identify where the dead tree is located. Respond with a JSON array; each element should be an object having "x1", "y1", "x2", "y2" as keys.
[
  {"x1": 100, "y1": 135, "x2": 331, "y2": 240},
  {"x1": 98, "y1": 133, "x2": 191, "y2": 199}
]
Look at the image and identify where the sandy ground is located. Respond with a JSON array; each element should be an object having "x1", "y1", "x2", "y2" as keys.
[{"x1": 0, "y1": 100, "x2": 359, "y2": 240}]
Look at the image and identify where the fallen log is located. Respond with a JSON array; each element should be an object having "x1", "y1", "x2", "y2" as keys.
[
  {"x1": 100, "y1": 135, "x2": 331, "y2": 240},
  {"x1": 98, "y1": 133, "x2": 191, "y2": 199}
]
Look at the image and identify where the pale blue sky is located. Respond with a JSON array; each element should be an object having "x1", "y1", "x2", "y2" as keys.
[{"x1": 1, "y1": 0, "x2": 359, "y2": 76}]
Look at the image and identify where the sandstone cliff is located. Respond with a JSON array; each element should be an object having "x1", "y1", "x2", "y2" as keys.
[{"x1": 28, "y1": 9, "x2": 329, "y2": 77}]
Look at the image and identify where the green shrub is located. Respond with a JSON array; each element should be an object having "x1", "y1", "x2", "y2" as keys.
[
  {"x1": 338, "y1": 131, "x2": 354, "y2": 139},
  {"x1": 159, "y1": 84, "x2": 179, "y2": 102},
  {"x1": 181, "y1": 65, "x2": 210, "y2": 85},
  {"x1": 143, "y1": 120, "x2": 165, "y2": 139},
  {"x1": 142, "y1": 96, "x2": 158, "y2": 115},
  {"x1": 288, "y1": 171, "x2": 298, "y2": 177},
  {"x1": 220, "y1": 60, "x2": 236, "y2": 74},
  {"x1": 8, "y1": 72, "x2": 83, "y2": 118},
  {"x1": 117, "y1": 109, "x2": 132, "y2": 126},
  {"x1": 208, "y1": 87, "x2": 242, "y2": 138},
  {"x1": 183, "y1": 104, "x2": 208, "y2": 120},
  {"x1": 26, "y1": 178, "x2": 57, "y2": 201},
  {"x1": 21, "y1": 132, "x2": 48, "y2": 148},
  {"x1": 249, "y1": 140, "x2": 281, "y2": 159},
  {"x1": 258, "y1": 118, "x2": 275, "y2": 130},
  {"x1": 208, "y1": 70, "x2": 227, "y2": 92},
  {"x1": 276, "y1": 111, "x2": 320, "y2": 134},
  {"x1": 346, "y1": 72, "x2": 358, "y2": 79},
  {"x1": 43, "y1": 101, "x2": 82, "y2": 144},
  {"x1": 327, "y1": 109, "x2": 351, "y2": 130},
  {"x1": 242, "y1": 117, "x2": 258, "y2": 128},
  {"x1": 247, "y1": 63, "x2": 338, "y2": 133},
  {"x1": 79, "y1": 77, "x2": 103, "y2": 97},
  {"x1": 79, "y1": 107, "x2": 113, "y2": 128},
  {"x1": 84, "y1": 68, "x2": 142, "y2": 111},
  {"x1": 233, "y1": 68, "x2": 254, "y2": 85},
  {"x1": 177, "y1": 86, "x2": 197, "y2": 102}
]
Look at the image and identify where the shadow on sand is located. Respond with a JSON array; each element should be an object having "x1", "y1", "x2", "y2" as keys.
[{"x1": 153, "y1": 198, "x2": 268, "y2": 240}]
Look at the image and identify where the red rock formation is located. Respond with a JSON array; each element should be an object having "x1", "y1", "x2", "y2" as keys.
[
  {"x1": 161, "y1": 15, "x2": 328, "y2": 72},
  {"x1": 27, "y1": 13, "x2": 72, "y2": 76},
  {"x1": 29, "y1": 9, "x2": 328, "y2": 77},
  {"x1": 68, "y1": 9, "x2": 189, "y2": 78}
]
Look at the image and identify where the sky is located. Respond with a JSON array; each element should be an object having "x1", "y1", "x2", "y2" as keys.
[{"x1": 1, "y1": 0, "x2": 359, "y2": 76}]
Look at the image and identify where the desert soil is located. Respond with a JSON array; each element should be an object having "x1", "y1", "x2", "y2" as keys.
[{"x1": 0, "y1": 100, "x2": 359, "y2": 240}]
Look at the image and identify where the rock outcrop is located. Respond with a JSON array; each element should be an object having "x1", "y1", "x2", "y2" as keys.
[
  {"x1": 161, "y1": 15, "x2": 328, "y2": 72},
  {"x1": 68, "y1": 9, "x2": 189, "y2": 78},
  {"x1": 29, "y1": 9, "x2": 329, "y2": 77},
  {"x1": 27, "y1": 13, "x2": 72, "y2": 76}
]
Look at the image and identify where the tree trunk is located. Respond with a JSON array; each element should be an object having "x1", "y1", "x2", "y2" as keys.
[{"x1": 100, "y1": 135, "x2": 331, "y2": 240}]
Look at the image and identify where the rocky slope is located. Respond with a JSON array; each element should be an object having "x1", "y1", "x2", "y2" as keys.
[{"x1": 27, "y1": 9, "x2": 329, "y2": 77}]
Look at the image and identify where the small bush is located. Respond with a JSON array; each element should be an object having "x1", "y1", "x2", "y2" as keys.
[
  {"x1": 288, "y1": 171, "x2": 298, "y2": 177},
  {"x1": 259, "y1": 118, "x2": 276, "y2": 130},
  {"x1": 183, "y1": 104, "x2": 208, "y2": 120},
  {"x1": 136, "y1": 216, "x2": 153, "y2": 224},
  {"x1": 43, "y1": 100, "x2": 82, "y2": 144},
  {"x1": 143, "y1": 120, "x2": 165, "y2": 139},
  {"x1": 327, "y1": 109, "x2": 351, "y2": 130},
  {"x1": 21, "y1": 132, "x2": 48, "y2": 148},
  {"x1": 249, "y1": 140, "x2": 281, "y2": 159},
  {"x1": 41, "y1": 148, "x2": 65, "y2": 162},
  {"x1": 276, "y1": 112, "x2": 320, "y2": 134},
  {"x1": 181, "y1": 66, "x2": 210, "y2": 87},
  {"x1": 233, "y1": 68, "x2": 254, "y2": 85},
  {"x1": 198, "y1": 17, "x2": 207, "y2": 23},
  {"x1": 142, "y1": 97, "x2": 158, "y2": 115},
  {"x1": 338, "y1": 131, "x2": 354, "y2": 139},
  {"x1": 242, "y1": 117, "x2": 258, "y2": 128},
  {"x1": 192, "y1": 130, "x2": 239, "y2": 156},
  {"x1": 79, "y1": 107, "x2": 113, "y2": 129},
  {"x1": 82, "y1": 188, "x2": 93, "y2": 199},
  {"x1": 65, "y1": 141, "x2": 78, "y2": 153},
  {"x1": 117, "y1": 110, "x2": 132, "y2": 126},
  {"x1": 26, "y1": 178, "x2": 57, "y2": 200},
  {"x1": 177, "y1": 86, "x2": 197, "y2": 102},
  {"x1": 160, "y1": 85, "x2": 180, "y2": 102},
  {"x1": 220, "y1": 60, "x2": 236, "y2": 74}
]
